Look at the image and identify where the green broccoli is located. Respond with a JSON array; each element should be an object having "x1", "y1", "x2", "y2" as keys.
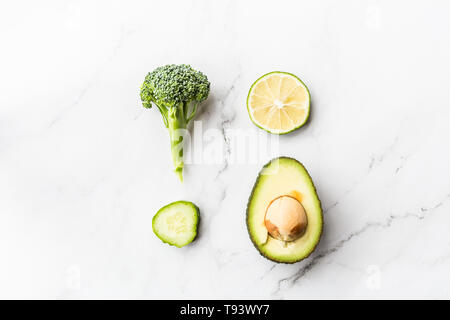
[{"x1": 140, "y1": 64, "x2": 210, "y2": 181}]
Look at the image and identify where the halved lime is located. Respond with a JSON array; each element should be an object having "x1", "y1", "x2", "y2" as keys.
[{"x1": 247, "y1": 71, "x2": 311, "y2": 134}]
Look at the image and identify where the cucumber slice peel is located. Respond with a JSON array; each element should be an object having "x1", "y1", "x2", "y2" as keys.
[{"x1": 152, "y1": 201, "x2": 199, "y2": 248}]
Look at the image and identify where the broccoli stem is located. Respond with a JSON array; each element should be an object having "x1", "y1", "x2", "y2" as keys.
[{"x1": 167, "y1": 103, "x2": 188, "y2": 182}]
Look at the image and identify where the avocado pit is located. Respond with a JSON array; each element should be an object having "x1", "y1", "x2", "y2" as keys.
[{"x1": 264, "y1": 195, "x2": 307, "y2": 242}]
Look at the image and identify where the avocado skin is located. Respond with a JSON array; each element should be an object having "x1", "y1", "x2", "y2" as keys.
[{"x1": 246, "y1": 157, "x2": 323, "y2": 264}]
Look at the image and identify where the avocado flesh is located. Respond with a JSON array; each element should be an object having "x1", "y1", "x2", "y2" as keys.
[{"x1": 247, "y1": 157, "x2": 323, "y2": 263}]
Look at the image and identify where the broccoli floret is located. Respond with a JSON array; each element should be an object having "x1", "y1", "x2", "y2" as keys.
[{"x1": 140, "y1": 64, "x2": 210, "y2": 181}]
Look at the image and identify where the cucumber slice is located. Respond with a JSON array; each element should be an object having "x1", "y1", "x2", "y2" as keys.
[{"x1": 152, "y1": 201, "x2": 199, "y2": 248}]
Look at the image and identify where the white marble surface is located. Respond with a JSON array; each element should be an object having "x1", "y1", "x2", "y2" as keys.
[{"x1": 1, "y1": 0, "x2": 450, "y2": 299}]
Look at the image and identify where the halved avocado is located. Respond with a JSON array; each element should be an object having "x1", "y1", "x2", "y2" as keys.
[{"x1": 246, "y1": 157, "x2": 323, "y2": 263}]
